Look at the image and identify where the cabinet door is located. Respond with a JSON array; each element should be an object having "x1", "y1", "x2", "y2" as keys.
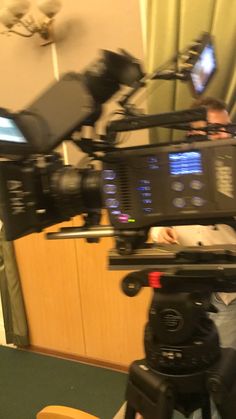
[
  {"x1": 73, "y1": 215, "x2": 151, "y2": 366},
  {"x1": 15, "y1": 216, "x2": 151, "y2": 367},
  {"x1": 14, "y1": 221, "x2": 86, "y2": 356}
]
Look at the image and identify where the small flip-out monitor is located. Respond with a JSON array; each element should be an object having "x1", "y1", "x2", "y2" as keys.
[
  {"x1": 0, "y1": 110, "x2": 33, "y2": 156},
  {"x1": 189, "y1": 33, "x2": 217, "y2": 96}
]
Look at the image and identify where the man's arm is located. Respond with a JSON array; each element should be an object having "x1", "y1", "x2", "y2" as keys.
[{"x1": 150, "y1": 227, "x2": 179, "y2": 244}]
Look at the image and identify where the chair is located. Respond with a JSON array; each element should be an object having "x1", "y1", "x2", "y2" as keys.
[{"x1": 36, "y1": 405, "x2": 99, "y2": 419}]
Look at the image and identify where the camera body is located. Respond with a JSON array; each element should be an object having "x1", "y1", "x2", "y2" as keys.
[
  {"x1": 103, "y1": 139, "x2": 236, "y2": 231},
  {"x1": 1, "y1": 137, "x2": 236, "y2": 242}
]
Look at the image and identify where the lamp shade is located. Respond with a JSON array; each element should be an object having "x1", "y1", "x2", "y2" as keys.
[
  {"x1": 37, "y1": 0, "x2": 62, "y2": 18},
  {"x1": 6, "y1": 0, "x2": 30, "y2": 18},
  {"x1": 0, "y1": 7, "x2": 18, "y2": 28}
]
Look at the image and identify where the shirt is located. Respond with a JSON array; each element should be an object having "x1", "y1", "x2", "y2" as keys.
[{"x1": 150, "y1": 224, "x2": 236, "y2": 305}]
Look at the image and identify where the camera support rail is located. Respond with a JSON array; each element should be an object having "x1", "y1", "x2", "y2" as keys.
[{"x1": 47, "y1": 225, "x2": 115, "y2": 240}]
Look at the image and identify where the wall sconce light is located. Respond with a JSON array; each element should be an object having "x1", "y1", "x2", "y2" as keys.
[{"x1": 0, "y1": 0, "x2": 62, "y2": 45}]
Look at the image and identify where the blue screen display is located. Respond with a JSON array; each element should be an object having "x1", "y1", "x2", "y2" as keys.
[
  {"x1": 169, "y1": 151, "x2": 202, "y2": 175},
  {"x1": 0, "y1": 117, "x2": 27, "y2": 143},
  {"x1": 191, "y1": 44, "x2": 216, "y2": 95}
]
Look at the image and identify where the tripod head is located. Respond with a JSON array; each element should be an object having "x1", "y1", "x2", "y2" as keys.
[
  {"x1": 121, "y1": 248, "x2": 236, "y2": 418},
  {"x1": 121, "y1": 265, "x2": 231, "y2": 372},
  {"x1": 119, "y1": 246, "x2": 236, "y2": 368}
]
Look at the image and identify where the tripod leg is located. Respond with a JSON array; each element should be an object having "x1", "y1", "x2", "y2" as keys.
[
  {"x1": 201, "y1": 397, "x2": 212, "y2": 419},
  {"x1": 125, "y1": 360, "x2": 174, "y2": 419},
  {"x1": 124, "y1": 402, "x2": 136, "y2": 419}
]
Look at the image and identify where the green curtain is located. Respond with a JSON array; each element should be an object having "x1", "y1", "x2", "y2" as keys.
[
  {"x1": 144, "y1": 0, "x2": 236, "y2": 142},
  {"x1": 0, "y1": 228, "x2": 29, "y2": 346}
]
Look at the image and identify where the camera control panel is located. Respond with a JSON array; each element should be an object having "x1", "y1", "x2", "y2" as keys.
[{"x1": 103, "y1": 139, "x2": 236, "y2": 229}]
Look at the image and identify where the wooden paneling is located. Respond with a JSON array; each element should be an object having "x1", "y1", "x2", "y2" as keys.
[
  {"x1": 75, "y1": 233, "x2": 152, "y2": 366},
  {"x1": 14, "y1": 221, "x2": 86, "y2": 356}
]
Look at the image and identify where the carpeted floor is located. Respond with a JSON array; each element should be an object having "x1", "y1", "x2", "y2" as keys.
[{"x1": 0, "y1": 346, "x2": 127, "y2": 419}]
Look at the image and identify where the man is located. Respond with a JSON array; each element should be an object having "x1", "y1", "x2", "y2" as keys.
[{"x1": 151, "y1": 97, "x2": 235, "y2": 419}]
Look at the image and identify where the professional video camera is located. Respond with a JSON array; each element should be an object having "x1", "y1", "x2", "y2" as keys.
[
  {"x1": 0, "y1": 32, "x2": 236, "y2": 418},
  {"x1": 0, "y1": 31, "x2": 231, "y2": 248}
]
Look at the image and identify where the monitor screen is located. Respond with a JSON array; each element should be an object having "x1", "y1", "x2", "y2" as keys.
[
  {"x1": 190, "y1": 41, "x2": 217, "y2": 95},
  {"x1": 0, "y1": 116, "x2": 27, "y2": 143}
]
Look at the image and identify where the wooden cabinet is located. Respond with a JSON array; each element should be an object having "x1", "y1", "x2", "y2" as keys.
[
  {"x1": 14, "y1": 220, "x2": 85, "y2": 355},
  {"x1": 14, "y1": 216, "x2": 152, "y2": 367}
]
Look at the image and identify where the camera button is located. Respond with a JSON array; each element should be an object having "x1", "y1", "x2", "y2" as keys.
[{"x1": 173, "y1": 197, "x2": 186, "y2": 208}]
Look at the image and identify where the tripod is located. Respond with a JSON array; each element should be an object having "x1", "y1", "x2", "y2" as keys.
[{"x1": 122, "y1": 268, "x2": 236, "y2": 419}]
